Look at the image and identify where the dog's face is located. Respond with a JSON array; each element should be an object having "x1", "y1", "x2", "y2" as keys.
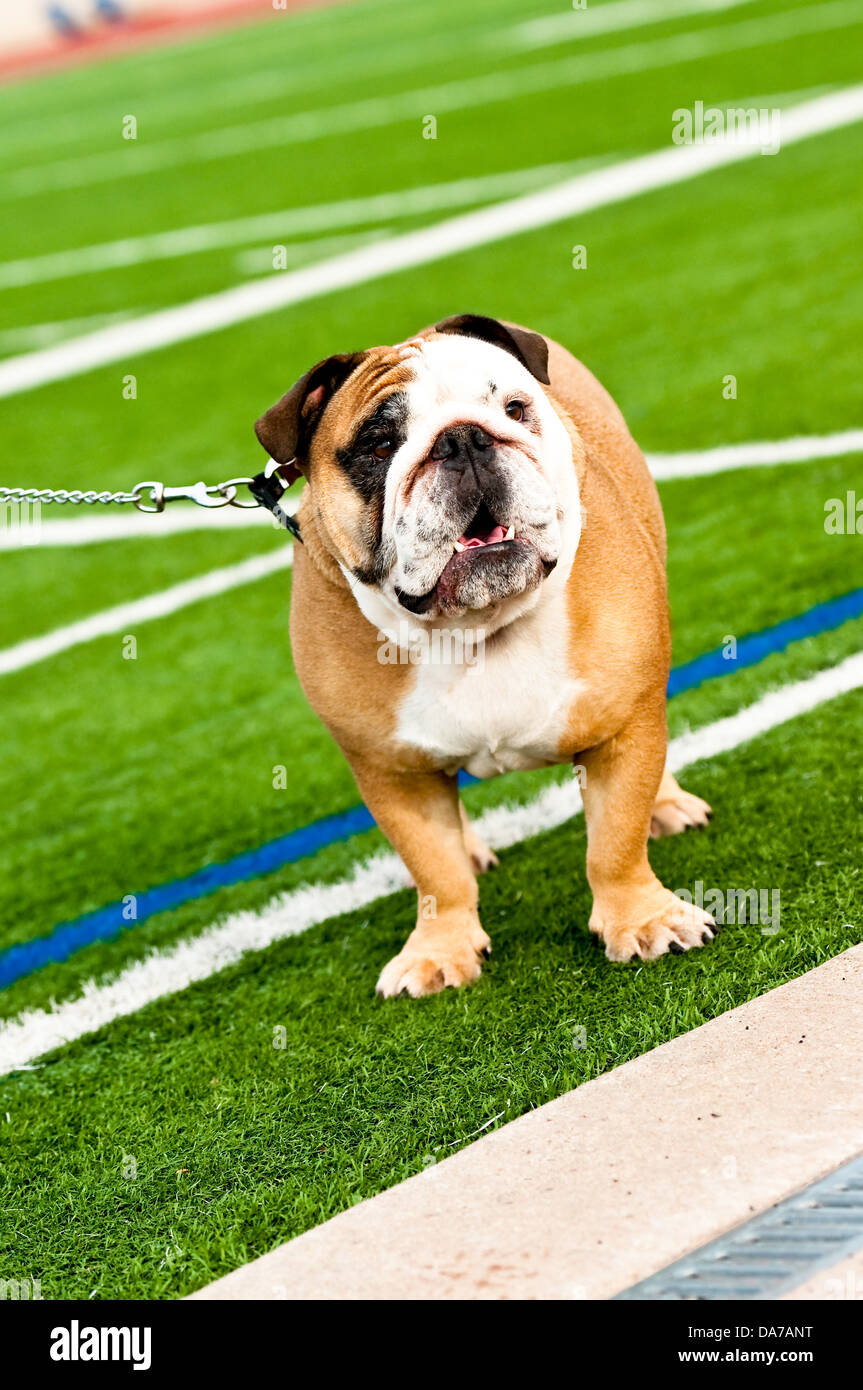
[{"x1": 255, "y1": 315, "x2": 579, "y2": 625}]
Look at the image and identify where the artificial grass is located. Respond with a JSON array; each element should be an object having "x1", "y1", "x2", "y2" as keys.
[{"x1": 1, "y1": 689, "x2": 860, "y2": 1299}]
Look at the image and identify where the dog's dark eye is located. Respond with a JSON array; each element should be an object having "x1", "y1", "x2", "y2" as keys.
[
  {"x1": 506, "y1": 401, "x2": 526, "y2": 421},
  {"x1": 373, "y1": 439, "x2": 395, "y2": 460}
]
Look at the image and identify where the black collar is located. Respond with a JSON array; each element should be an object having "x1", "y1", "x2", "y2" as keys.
[{"x1": 247, "y1": 460, "x2": 302, "y2": 543}]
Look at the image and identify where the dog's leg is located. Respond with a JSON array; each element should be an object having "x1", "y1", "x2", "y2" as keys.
[
  {"x1": 650, "y1": 768, "x2": 713, "y2": 839},
  {"x1": 348, "y1": 758, "x2": 491, "y2": 997},
  {"x1": 581, "y1": 703, "x2": 716, "y2": 961},
  {"x1": 459, "y1": 802, "x2": 500, "y2": 874}
]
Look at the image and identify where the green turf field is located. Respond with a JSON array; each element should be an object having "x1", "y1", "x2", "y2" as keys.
[{"x1": 0, "y1": 0, "x2": 861, "y2": 1299}]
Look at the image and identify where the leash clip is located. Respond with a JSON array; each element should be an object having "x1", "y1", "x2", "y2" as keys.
[
  {"x1": 132, "y1": 479, "x2": 235, "y2": 511},
  {"x1": 163, "y1": 480, "x2": 235, "y2": 508}
]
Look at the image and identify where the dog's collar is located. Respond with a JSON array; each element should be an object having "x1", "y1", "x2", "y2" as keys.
[{"x1": 248, "y1": 459, "x2": 303, "y2": 543}]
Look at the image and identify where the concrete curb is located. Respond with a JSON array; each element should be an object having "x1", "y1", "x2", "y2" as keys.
[{"x1": 190, "y1": 944, "x2": 863, "y2": 1300}]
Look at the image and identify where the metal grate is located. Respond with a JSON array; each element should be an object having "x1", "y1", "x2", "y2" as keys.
[{"x1": 615, "y1": 1152, "x2": 863, "y2": 1300}]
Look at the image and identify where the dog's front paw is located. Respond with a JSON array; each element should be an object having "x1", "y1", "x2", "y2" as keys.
[
  {"x1": 590, "y1": 883, "x2": 717, "y2": 962},
  {"x1": 376, "y1": 914, "x2": 491, "y2": 998}
]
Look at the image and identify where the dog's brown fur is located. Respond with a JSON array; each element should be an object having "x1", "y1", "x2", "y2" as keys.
[{"x1": 275, "y1": 324, "x2": 713, "y2": 996}]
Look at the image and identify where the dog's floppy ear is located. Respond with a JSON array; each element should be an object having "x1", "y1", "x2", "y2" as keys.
[
  {"x1": 435, "y1": 314, "x2": 550, "y2": 385},
  {"x1": 254, "y1": 352, "x2": 366, "y2": 484}
]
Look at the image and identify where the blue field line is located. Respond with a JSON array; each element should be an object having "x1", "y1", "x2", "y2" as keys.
[
  {"x1": 667, "y1": 587, "x2": 863, "y2": 696},
  {"x1": 2, "y1": 585, "x2": 862, "y2": 990}
]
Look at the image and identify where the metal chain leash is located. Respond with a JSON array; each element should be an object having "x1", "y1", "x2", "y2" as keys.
[
  {"x1": 0, "y1": 459, "x2": 303, "y2": 539},
  {"x1": 0, "y1": 475, "x2": 261, "y2": 512}
]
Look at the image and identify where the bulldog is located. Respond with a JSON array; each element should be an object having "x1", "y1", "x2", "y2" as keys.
[{"x1": 255, "y1": 314, "x2": 715, "y2": 997}]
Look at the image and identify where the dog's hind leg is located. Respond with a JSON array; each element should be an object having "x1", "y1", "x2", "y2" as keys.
[
  {"x1": 459, "y1": 802, "x2": 500, "y2": 874},
  {"x1": 650, "y1": 768, "x2": 713, "y2": 839}
]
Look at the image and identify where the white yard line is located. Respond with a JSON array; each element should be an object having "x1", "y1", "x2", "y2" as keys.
[
  {"x1": 0, "y1": 648, "x2": 861, "y2": 1075},
  {"x1": 0, "y1": 161, "x2": 596, "y2": 290},
  {"x1": 4, "y1": 1, "x2": 859, "y2": 199},
  {"x1": 649, "y1": 428, "x2": 863, "y2": 479},
  {"x1": 0, "y1": 310, "x2": 137, "y2": 353},
  {"x1": 0, "y1": 547, "x2": 292, "y2": 678},
  {"x1": 233, "y1": 228, "x2": 393, "y2": 277},
  {"x1": 505, "y1": 0, "x2": 760, "y2": 51},
  {"x1": 1, "y1": 84, "x2": 862, "y2": 403}
]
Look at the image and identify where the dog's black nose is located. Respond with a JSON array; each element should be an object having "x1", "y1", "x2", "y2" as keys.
[{"x1": 431, "y1": 423, "x2": 494, "y2": 467}]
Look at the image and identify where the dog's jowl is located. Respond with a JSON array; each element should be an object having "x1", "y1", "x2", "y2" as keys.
[{"x1": 255, "y1": 314, "x2": 715, "y2": 997}]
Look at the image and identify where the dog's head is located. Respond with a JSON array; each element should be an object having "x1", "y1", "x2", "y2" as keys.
[{"x1": 255, "y1": 315, "x2": 580, "y2": 626}]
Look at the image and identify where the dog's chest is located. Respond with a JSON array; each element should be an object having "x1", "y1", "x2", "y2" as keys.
[{"x1": 395, "y1": 595, "x2": 579, "y2": 778}]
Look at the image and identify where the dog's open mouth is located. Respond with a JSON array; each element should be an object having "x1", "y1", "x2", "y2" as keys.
[
  {"x1": 453, "y1": 500, "x2": 515, "y2": 552},
  {"x1": 395, "y1": 500, "x2": 551, "y2": 616}
]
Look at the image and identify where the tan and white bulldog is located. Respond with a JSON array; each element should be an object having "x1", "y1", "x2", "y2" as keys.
[{"x1": 255, "y1": 314, "x2": 716, "y2": 997}]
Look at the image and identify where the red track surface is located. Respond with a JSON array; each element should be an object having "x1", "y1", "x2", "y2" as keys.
[{"x1": 0, "y1": 0, "x2": 339, "y2": 84}]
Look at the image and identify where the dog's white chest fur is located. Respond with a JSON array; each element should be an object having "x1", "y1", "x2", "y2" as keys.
[{"x1": 395, "y1": 587, "x2": 579, "y2": 778}]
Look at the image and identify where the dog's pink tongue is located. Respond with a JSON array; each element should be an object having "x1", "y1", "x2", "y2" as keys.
[{"x1": 459, "y1": 524, "x2": 506, "y2": 548}]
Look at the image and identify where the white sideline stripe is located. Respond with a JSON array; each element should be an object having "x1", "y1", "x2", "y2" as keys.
[
  {"x1": 4, "y1": 426, "x2": 861, "y2": 551},
  {"x1": 233, "y1": 229, "x2": 396, "y2": 278},
  {"x1": 0, "y1": 548, "x2": 292, "y2": 678},
  {"x1": 2, "y1": 84, "x2": 862, "y2": 405},
  {"x1": 507, "y1": 0, "x2": 759, "y2": 50},
  {"x1": 0, "y1": 650, "x2": 861, "y2": 1076},
  {"x1": 4, "y1": 0, "x2": 859, "y2": 199},
  {"x1": 648, "y1": 428, "x2": 863, "y2": 479},
  {"x1": 0, "y1": 310, "x2": 137, "y2": 353},
  {"x1": 0, "y1": 162, "x2": 599, "y2": 290}
]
